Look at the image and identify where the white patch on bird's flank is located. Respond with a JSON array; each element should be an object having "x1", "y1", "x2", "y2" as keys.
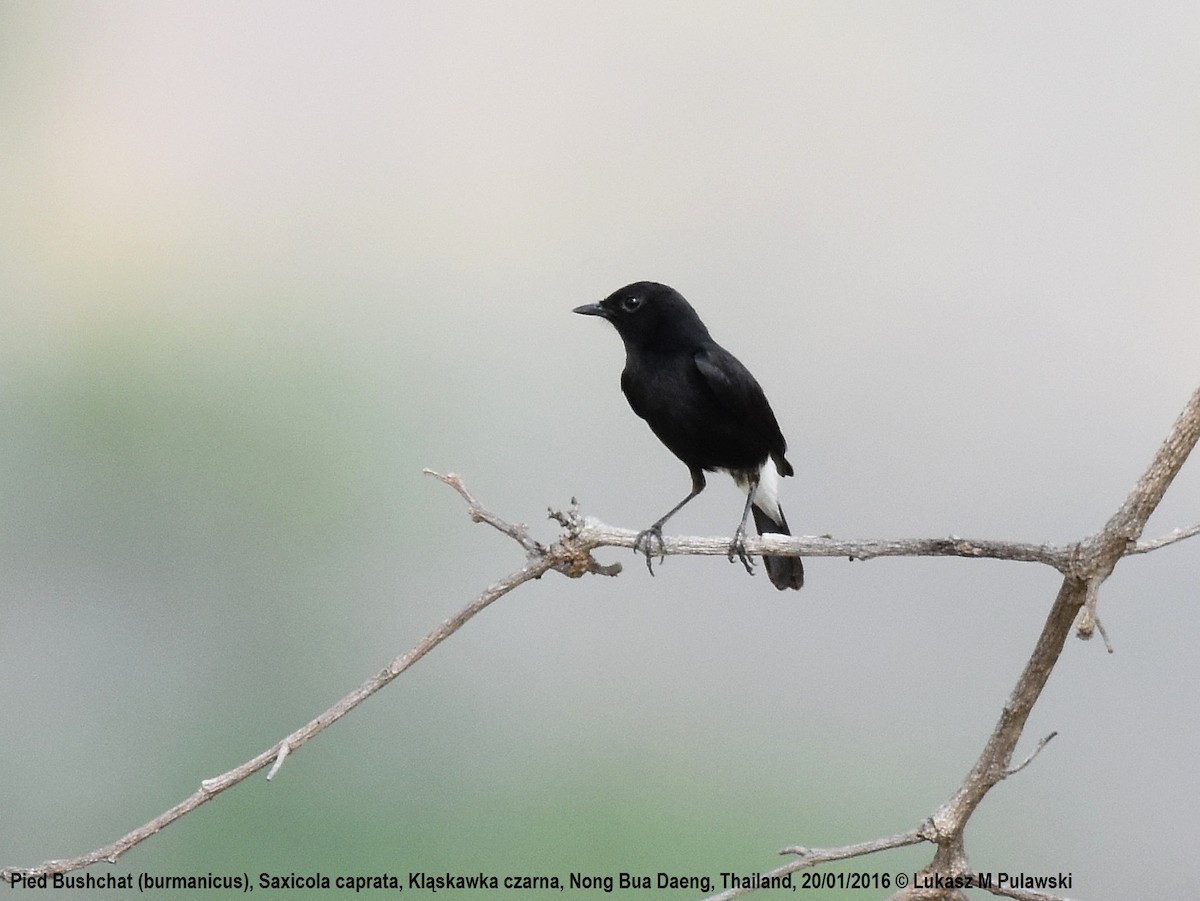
[{"x1": 721, "y1": 460, "x2": 783, "y2": 523}]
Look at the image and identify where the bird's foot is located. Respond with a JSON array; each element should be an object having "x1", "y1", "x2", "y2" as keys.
[
  {"x1": 633, "y1": 525, "x2": 666, "y2": 576},
  {"x1": 728, "y1": 527, "x2": 755, "y2": 575}
]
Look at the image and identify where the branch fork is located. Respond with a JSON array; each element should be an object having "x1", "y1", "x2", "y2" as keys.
[{"x1": 4, "y1": 387, "x2": 1196, "y2": 895}]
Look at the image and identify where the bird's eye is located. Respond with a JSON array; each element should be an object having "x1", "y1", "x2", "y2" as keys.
[{"x1": 621, "y1": 296, "x2": 643, "y2": 313}]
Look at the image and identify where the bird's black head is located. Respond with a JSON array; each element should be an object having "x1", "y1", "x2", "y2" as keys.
[{"x1": 573, "y1": 281, "x2": 711, "y2": 350}]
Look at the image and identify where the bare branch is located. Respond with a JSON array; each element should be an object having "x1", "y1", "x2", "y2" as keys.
[
  {"x1": 574, "y1": 526, "x2": 1078, "y2": 572},
  {"x1": 4, "y1": 389, "x2": 1197, "y2": 890},
  {"x1": 423, "y1": 468, "x2": 547, "y2": 558},
  {"x1": 779, "y1": 825, "x2": 933, "y2": 861},
  {"x1": 1100, "y1": 387, "x2": 1200, "y2": 547},
  {"x1": 701, "y1": 385, "x2": 1199, "y2": 900},
  {"x1": 706, "y1": 825, "x2": 931, "y2": 900},
  {"x1": 913, "y1": 386, "x2": 1200, "y2": 888},
  {"x1": 1129, "y1": 522, "x2": 1200, "y2": 554},
  {"x1": 1, "y1": 493, "x2": 560, "y2": 884},
  {"x1": 572, "y1": 517, "x2": 1198, "y2": 578}
]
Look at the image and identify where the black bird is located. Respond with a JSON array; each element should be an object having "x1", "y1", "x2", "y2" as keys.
[{"x1": 574, "y1": 281, "x2": 804, "y2": 590}]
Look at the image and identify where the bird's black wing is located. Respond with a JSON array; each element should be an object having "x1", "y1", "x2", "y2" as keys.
[
  {"x1": 693, "y1": 343, "x2": 767, "y2": 410},
  {"x1": 693, "y1": 343, "x2": 793, "y2": 477}
]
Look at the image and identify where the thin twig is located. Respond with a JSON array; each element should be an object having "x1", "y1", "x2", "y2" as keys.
[
  {"x1": 1003, "y1": 732, "x2": 1058, "y2": 778},
  {"x1": 423, "y1": 468, "x2": 547, "y2": 557},
  {"x1": 1129, "y1": 522, "x2": 1200, "y2": 554},
  {"x1": 1, "y1": 493, "x2": 560, "y2": 884},
  {"x1": 706, "y1": 826, "x2": 931, "y2": 901},
  {"x1": 265, "y1": 742, "x2": 289, "y2": 782}
]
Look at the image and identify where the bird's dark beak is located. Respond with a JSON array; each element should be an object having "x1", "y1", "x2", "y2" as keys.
[{"x1": 572, "y1": 302, "x2": 607, "y2": 318}]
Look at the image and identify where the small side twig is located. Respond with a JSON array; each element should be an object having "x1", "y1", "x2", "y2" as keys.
[
  {"x1": 265, "y1": 742, "x2": 290, "y2": 782},
  {"x1": 706, "y1": 826, "x2": 931, "y2": 901},
  {"x1": 1128, "y1": 522, "x2": 1200, "y2": 554},
  {"x1": 1, "y1": 477, "x2": 561, "y2": 885},
  {"x1": 424, "y1": 468, "x2": 547, "y2": 558},
  {"x1": 1003, "y1": 732, "x2": 1058, "y2": 779}
]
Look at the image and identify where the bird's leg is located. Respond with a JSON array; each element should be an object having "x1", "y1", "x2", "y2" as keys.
[
  {"x1": 728, "y1": 473, "x2": 757, "y2": 575},
  {"x1": 634, "y1": 471, "x2": 705, "y2": 576}
]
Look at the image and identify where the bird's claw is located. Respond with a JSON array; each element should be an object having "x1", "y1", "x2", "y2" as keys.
[
  {"x1": 728, "y1": 528, "x2": 755, "y2": 576},
  {"x1": 634, "y1": 526, "x2": 666, "y2": 576}
]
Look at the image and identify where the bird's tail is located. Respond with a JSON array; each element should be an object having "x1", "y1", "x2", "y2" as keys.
[{"x1": 751, "y1": 504, "x2": 805, "y2": 591}]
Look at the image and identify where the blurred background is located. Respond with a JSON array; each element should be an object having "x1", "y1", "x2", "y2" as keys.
[{"x1": 1, "y1": 2, "x2": 1197, "y2": 898}]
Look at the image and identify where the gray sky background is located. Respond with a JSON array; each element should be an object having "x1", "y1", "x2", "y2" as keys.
[{"x1": 2, "y1": 4, "x2": 1198, "y2": 899}]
